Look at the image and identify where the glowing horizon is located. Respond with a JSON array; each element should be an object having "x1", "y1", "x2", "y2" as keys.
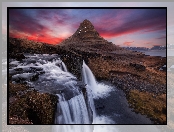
[{"x1": 8, "y1": 8, "x2": 166, "y2": 48}]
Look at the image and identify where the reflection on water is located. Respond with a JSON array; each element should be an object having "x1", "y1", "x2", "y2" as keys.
[{"x1": 140, "y1": 50, "x2": 166, "y2": 57}]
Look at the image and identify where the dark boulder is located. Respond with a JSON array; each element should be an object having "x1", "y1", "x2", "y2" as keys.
[
  {"x1": 130, "y1": 63, "x2": 146, "y2": 71},
  {"x1": 9, "y1": 53, "x2": 26, "y2": 61}
]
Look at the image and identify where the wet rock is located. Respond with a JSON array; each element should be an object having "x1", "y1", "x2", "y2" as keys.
[
  {"x1": 14, "y1": 68, "x2": 23, "y2": 71},
  {"x1": 9, "y1": 53, "x2": 25, "y2": 61},
  {"x1": 30, "y1": 73, "x2": 39, "y2": 81},
  {"x1": 30, "y1": 67, "x2": 43, "y2": 72}
]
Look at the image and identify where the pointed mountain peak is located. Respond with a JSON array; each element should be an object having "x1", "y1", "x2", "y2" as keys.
[
  {"x1": 59, "y1": 19, "x2": 110, "y2": 46},
  {"x1": 83, "y1": 19, "x2": 91, "y2": 23},
  {"x1": 80, "y1": 19, "x2": 94, "y2": 29},
  {"x1": 73, "y1": 19, "x2": 100, "y2": 39}
]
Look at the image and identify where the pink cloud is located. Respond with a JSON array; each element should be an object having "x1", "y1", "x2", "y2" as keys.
[{"x1": 123, "y1": 41, "x2": 134, "y2": 46}]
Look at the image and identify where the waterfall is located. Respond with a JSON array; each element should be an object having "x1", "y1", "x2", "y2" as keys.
[
  {"x1": 52, "y1": 70, "x2": 119, "y2": 131},
  {"x1": 54, "y1": 60, "x2": 97, "y2": 124},
  {"x1": 61, "y1": 61, "x2": 68, "y2": 72},
  {"x1": 82, "y1": 60, "x2": 97, "y2": 93},
  {"x1": 82, "y1": 60, "x2": 97, "y2": 123},
  {"x1": 55, "y1": 93, "x2": 90, "y2": 124}
]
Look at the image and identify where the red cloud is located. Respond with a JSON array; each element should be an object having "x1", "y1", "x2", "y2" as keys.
[
  {"x1": 9, "y1": 30, "x2": 64, "y2": 44},
  {"x1": 9, "y1": 9, "x2": 71, "y2": 45}
]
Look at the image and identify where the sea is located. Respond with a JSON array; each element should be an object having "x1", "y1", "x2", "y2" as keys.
[{"x1": 136, "y1": 50, "x2": 166, "y2": 57}]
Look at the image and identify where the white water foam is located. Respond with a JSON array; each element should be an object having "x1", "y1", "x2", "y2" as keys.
[
  {"x1": 82, "y1": 61, "x2": 115, "y2": 124},
  {"x1": 93, "y1": 83, "x2": 114, "y2": 99},
  {"x1": 9, "y1": 54, "x2": 78, "y2": 95},
  {"x1": 55, "y1": 93, "x2": 90, "y2": 124},
  {"x1": 82, "y1": 60, "x2": 114, "y2": 99},
  {"x1": 39, "y1": 60, "x2": 74, "y2": 81}
]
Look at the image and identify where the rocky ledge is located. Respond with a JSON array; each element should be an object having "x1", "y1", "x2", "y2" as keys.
[{"x1": 9, "y1": 82, "x2": 57, "y2": 124}]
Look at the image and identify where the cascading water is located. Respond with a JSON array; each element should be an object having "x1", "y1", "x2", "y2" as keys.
[
  {"x1": 9, "y1": 54, "x2": 114, "y2": 126},
  {"x1": 82, "y1": 60, "x2": 97, "y2": 93},
  {"x1": 82, "y1": 60, "x2": 97, "y2": 123},
  {"x1": 61, "y1": 61, "x2": 68, "y2": 72},
  {"x1": 53, "y1": 60, "x2": 102, "y2": 131},
  {"x1": 54, "y1": 93, "x2": 90, "y2": 124},
  {"x1": 54, "y1": 60, "x2": 98, "y2": 124}
]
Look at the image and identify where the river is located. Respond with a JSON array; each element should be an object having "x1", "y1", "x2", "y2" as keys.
[{"x1": 9, "y1": 54, "x2": 153, "y2": 125}]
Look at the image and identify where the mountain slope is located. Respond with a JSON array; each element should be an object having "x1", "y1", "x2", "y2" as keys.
[{"x1": 58, "y1": 19, "x2": 125, "y2": 52}]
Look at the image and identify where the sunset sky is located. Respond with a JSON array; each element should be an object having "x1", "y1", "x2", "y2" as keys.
[{"x1": 8, "y1": 8, "x2": 166, "y2": 48}]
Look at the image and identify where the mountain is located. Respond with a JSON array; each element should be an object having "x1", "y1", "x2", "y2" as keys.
[
  {"x1": 60, "y1": 19, "x2": 107, "y2": 45},
  {"x1": 59, "y1": 19, "x2": 123, "y2": 52},
  {"x1": 9, "y1": 19, "x2": 132, "y2": 54}
]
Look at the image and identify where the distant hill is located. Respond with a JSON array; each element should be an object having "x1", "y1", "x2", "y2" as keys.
[
  {"x1": 124, "y1": 46, "x2": 166, "y2": 52},
  {"x1": 124, "y1": 47, "x2": 149, "y2": 51},
  {"x1": 9, "y1": 37, "x2": 58, "y2": 54},
  {"x1": 150, "y1": 45, "x2": 166, "y2": 50}
]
